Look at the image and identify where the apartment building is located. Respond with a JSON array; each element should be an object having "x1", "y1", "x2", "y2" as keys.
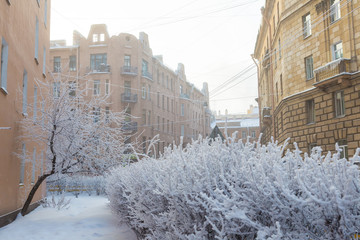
[
  {"x1": 50, "y1": 24, "x2": 212, "y2": 156},
  {"x1": 0, "y1": 0, "x2": 51, "y2": 226},
  {"x1": 254, "y1": 0, "x2": 360, "y2": 157},
  {"x1": 215, "y1": 105, "x2": 260, "y2": 143}
]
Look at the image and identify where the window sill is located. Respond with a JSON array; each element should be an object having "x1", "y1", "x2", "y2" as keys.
[
  {"x1": 19, "y1": 183, "x2": 24, "y2": 187},
  {"x1": 306, "y1": 122, "x2": 315, "y2": 125},
  {"x1": 34, "y1": 57, "x2": 39, "y2": 65},
  {"x1": 306, "y1": 77, "x2": 314, "y2": 81},
  {"x1": 330, "y1": 18, "x2": 340, "y2": 25},
  {"x1": 335, "y1": 115, "x2": 345, "y2": 119},
  {"x1": 0, "y1": 87, "x2": 8, "y2": 95},
  {"x1": 303, "y1": 34, "x2": 312, "y2": 40}
]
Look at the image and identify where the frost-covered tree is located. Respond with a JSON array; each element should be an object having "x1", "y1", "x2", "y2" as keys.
[{"x1": 19, "y1": 74, "x2": 130, "y2": 216}]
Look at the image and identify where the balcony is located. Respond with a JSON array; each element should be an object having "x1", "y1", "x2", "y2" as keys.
[
  {"x1": 141, "y1": 70, "x2": 153, "y2": 80},
  {"x1": 180, "y1": 93, "x2": 190, "y2": 99},
  {"x1": 313, "y1": 58, "x2": 353, "y2": 91},
  {"x1": 122, "y1": 121, "x2": 138, "y2": 132},
  {"x1": 87, "y1": 64, "x2": 111, "y2": 74},
  {"x1": 121, "y1": 93, "x2": 137, "y2": 103},
  {"x1": 121, "y1": 66, "x2": 138, "y2": 76}
]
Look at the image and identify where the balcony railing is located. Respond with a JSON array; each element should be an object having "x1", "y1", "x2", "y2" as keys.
[
  {"x1": 314, "y1": 58, "x2": 352, "y2": 82},
  {"x1": 87, "y1": 64, "x2": 111, "y2": 73},
  {"x1": 141, "y1": 70, "x2": 153, "y2": 80},
  {"x1": 180, "y1": 93, "x2": 190, "y2": 99},
  {"x1": 121, "y1": 93, "x2": 137, "y2": 103},
  {"x1": 121, "y1": 66, "x2": 138, "y2": 75},
  {"x1": 122, "y1": 121, "x2": 138, "y2": 132}
]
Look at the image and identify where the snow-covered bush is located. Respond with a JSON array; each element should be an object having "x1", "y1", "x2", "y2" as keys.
[
  {"x1": 106, "y1": 136, "x2": 360, "y2": 240},
  {"x1": 41, "y1": 194, "x2": 71, "y2": 210}
]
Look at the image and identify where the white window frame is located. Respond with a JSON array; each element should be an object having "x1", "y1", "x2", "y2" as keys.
[
  {"x1": 338, "y1": 139, "x2": 348, "y2": 159},
  {"x1": 100, "y1": 33, "x2": 105, "y2": 41},
  {"x1": 251, "y1": 131, "x2": 256, "y2": 138},
  {"x1": 303, "y1": 13, "x2": 311, "y2": 38},
  {"x1": 53, "y1": 82, "x2": 60, "y2": 98},
  {"x1": 332, "y1": 41, "x2": 343, "y2": 60},
  {"x1": 181, "y1": 124, "x2": 184, "y2": 136},
  {"x1": 69, "y1": 55, "x2": 76, "y2": 71},
  {"x1": 141, "y1": 86, "x2": 146, "y2": 99},
  {"x1": 242, "y1": 131, "x2": 246, "y2": 139},
  {"x1": 1, "y1": 37, "x2": 9, "y2": 93},
  {"x1": 334, "y1": 90, "x2": 345, "y2": 117},
  {"x1": 305, "y1": 55, "x2": 314, "y2": 80},
  {"x1": 54, "y1": 56, "x2": 61, "y2": 72},
  {"x1": 105, "y1": 79, "x2": 110, "y2": 95},
  {"x1": 181, "y1": 103, "x2": 185, "y2": 116},
  {"x1": 330, "y1": 0, "x2": 341, "y2": 23},
  {"x1": 93, "y1": 80, "x2": 100, "y2": 95},
  {"x1": 93, "y1": 34, "x2": 98, "y2": 42}
]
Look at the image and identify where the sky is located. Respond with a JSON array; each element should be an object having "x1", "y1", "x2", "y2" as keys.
[{"x1": 50, "y1": 0, "x2": 265, "y2": 114}]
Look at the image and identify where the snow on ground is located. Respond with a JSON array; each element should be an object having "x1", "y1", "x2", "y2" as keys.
[{"x1": 0, "y1": 195, "x2": 137, "y2": 240}]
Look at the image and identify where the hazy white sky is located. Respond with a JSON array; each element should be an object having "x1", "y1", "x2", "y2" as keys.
[{"x1": 50, "y1": 0, "x2": 265, "y2": 114}]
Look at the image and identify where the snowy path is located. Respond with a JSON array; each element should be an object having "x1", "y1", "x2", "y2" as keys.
[{"x1": 0, "y1": 195, "x2": 137, "y2": 240}]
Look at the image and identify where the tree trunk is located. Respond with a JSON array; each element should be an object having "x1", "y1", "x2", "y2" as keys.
[{"x1": 20, "y1": 174, "x2": 51, "y2": 216}]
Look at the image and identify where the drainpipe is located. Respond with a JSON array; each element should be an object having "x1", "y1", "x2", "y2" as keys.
[{"x1": 261, "y1": 6, "x2": 276, "y2": 140}]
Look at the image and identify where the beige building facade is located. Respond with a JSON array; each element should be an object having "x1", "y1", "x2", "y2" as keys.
[
  {"x1": 254, "y1": 0, "x2": 360, "y2": 157},
  {"x1": 50, "y1": 24, "x2": 212, "y2": 156},
  {"x1": 0, "y1": 0, "x2": 51, "y2": 226}
]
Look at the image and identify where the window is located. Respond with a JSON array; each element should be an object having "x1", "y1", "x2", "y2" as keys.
[
  {"x1": 68, "y1": 81, "x2": 76, "y2": 97},
  {"x1": 167, "y1": 120, "x2": 169, "y2": 133},
  {"x1": 166, "y1": 76, "x2": 169, "y2": 89},
  {"x1": 330, "y1": 0, "x2": 341, "y2": 23},
  {"x1": 69, "y1": 55, "x2": 76, "y2": 71},
  {"x1": 22, "y1": 70, "x2": 28, "y2": 114},
  {"x1": 162, "y1": 118, "x2": 165, "y2": 131},
  {"x1": 142, "y1": 85, "x2": 146, "y2": 99},
  {"x1": 53, "y1": 82, "x2": 60, "y2": 98},
  {"x1": 274, "y1": 50, "x2": 277, "y2": 68},
  {"x1": 90, "y1": 54, "x2": 107, "y2": 71},
  {"x1": 42, "y1": 47, "x2": 46, "y2": 75},
  {"x1": 148, "y1": 110, "x2": 151, "y2": 125},
  {"x1": 1, "y1": 37, "x2": 9, "y2": 93},
  {"x1": 124, "y1": 55, "x2": 131, "y2": 67},
  {"x1": 93, "y1": 107, "x2": 100, "y2": 123},
  {"x1": 157, "y1": 92, "x2": 160, "y2": 107},
  {"x1": 93, "y1": 34, "x2": 98, "y2": 42},
  {"x1": 181, "y1": 125, "x2": 184, "y2": 136},
  {"x1": 167, "y1": 97, "x2": 169, "y2": 111},
  {"x1": 142, "y1": 136, "x2": 147, "y2": 154},
  {"x1": 277, "y1": 2, "x2": 280, "y2": 23},
  {"x1": 162, "y1": 95, "x2": 165, "y2": 109},
  {"x1": 181, "y1": 103, "x2": 185, "y2": 116},
  {"x1": 306, "y1": 99, "x2": 315, "y2": 123},
  {"x1": 180, "y1": 85, "x2": 183, "y2": 94},
  {"x1": 20, "y1": 143, "x2": 26, "y2": 184},
  {"x1": 35, "y1": 16, "x2": 39, "y2": 62},
  {"x1": 251, "y1": 131, "x2": 256, "y2": 138},
  {"x1": 93, "y1": 80, "x2": 100, "y2": 95},
  {"x1": 157, "y1": 69, "x2": 160, "y2": 83},
  {"x1": 53, "y1": 56, "x2": 61, "y2": 72},
  {"x1": 105, "y1": 107, "x2": 110, "y2": 123},
  {"x1": 124, "y1": 81, "x2": 131, "y2": 96},
  {"x1": 171, "y1": 78, "x2": 173, "y2": 91},
  {"x1": 44, "y1": 0, "x2": 48, "y2": 27},
  {"x1": 242, "y1": 131, "x2": 246, "y2": 139},
  {"x1": 278, "y1": 39, "x2": 281, "y2": 59},
  {"x1": 142, "y1": 59, "x2": 149, "y2": 75},
  {"x1": 148, "y1": 85, "x2": 151, "y2": 100},
  {"x1": 334, "y1": 90, "x2": 345, "y2": 117},
  {"x1": 100, "y1": 33, "x2": 105, "y2": 41},
  {"x1": 276, "y1": 82, "x2": 278, "y2": 102},
  {"x1": 305, "y1": 55, "x2": 314, "y2": 80},
  {"x1": 308, "y1": 143, "x2": 317, "y2": 154},
  {"x1": 157, "y1": 116, "x2": 160, "y2": 130},
  {"x1": 33, "y1": 85, "x2": 38, "y2": 120},
  {"x1": 142, "y1": 109, "x2": 146, "y2": 125},
  {"x1": 105, "y1": 79, "x2": 109, "y2": 95},
  {"x1": 40, "y1": 151, "x2": 44, "y2": 175},
  {"x1": 338, "y1": 139, "x2": 348, "y2": 159},
  {"x1": 303, "y1": 13, "x2": 311, "y2": 38},
  {"x1": 332, "y1": 42, "x2": 343, "y2": 60},
  {"x1": 280, "y1": 74, "x2": 283, "y2": 95},
  {"x1": 32, "y1": 147, "x2": 36, "y2": 184}
]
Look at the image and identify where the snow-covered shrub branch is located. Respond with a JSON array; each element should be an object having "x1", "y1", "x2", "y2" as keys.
[{"x1": 106, "y1": 137, "x2": 360, "y2": 240}]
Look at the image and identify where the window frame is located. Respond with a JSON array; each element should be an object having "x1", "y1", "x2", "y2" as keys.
[
  {"x1": 302, "y1": 13, "x2": 311, "y2": 38},
  {"x1": 332, "y1": 41, "x2": 343, "y2": 60},
  {"x1": 93, "y1": 80, "x2": 100, "y2": 95},
  {"x1": 1, "y1": 37, "x2": 9, "y2": 94},
  {"x1": 53, "y1": 56, "x2": 61, "y2": 72},
  {"x1": 334, "y1": 90, "x2": 345, "y2": 117},
  {"x1": 306, "y1": 99, "x2": 315, "y2": 124},
  {"x1": 305, "y1": 55, "x2": 314, "y2": 80},
  {"x1": 330, "y1": 0, "x2": 341, "y2": 23}
]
